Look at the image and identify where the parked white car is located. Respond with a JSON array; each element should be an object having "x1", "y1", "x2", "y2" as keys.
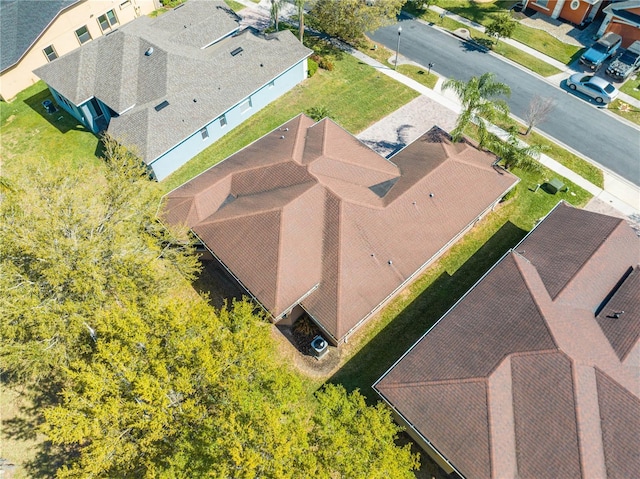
[{"x1": 566, "y1": 74, "x2": 619, "y2": 104}]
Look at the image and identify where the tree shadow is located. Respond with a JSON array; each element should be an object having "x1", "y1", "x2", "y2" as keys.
[
  {"x1": 24, "y1": 441, "x2": 80, "y2": 478},
  {"x1": 23, "y1": 87, "x2": 89, "y2": 134},
  {"x1": 1, "y1": 379, "x2": 78, "y2": 478},
  {"x1": 329, "y1": 220, "x2": 528, "y2": 402},
  {"x1": 191, "y1": 259, "x2": 245, "y2": 310}
]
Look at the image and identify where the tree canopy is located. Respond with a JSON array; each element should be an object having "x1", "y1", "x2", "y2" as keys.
[
  {"x1": 442, "y1": 72, "x2": 511, "y2": 146},
  {"x1": 1, "y1": 138, "x2": 419, "y2": 477},
  {"x1": 310, "y1": 0, "x2": 404, "y2": 45}
]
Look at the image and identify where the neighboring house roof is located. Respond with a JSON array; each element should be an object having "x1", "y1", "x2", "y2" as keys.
[
  {"x1": 163, "y1": 115, "x2": 519, "y2": 342},
  {"x1": 0, "y1": 0, "x2": 80, "y2": 72},
  {"x1": 375, "y1": 202, "x2": 640, "y2": 479},
  {"x1": 603, "y1": 0, "x2": 640, "y2": 26},
  {"x1": 33, "y1": 0, "x2": 312, "y2": 163}
]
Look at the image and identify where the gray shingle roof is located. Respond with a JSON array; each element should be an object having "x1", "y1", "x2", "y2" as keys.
[
  {"x1": 33, "y1": 0, "x2": 312, "y2": 163},
  {"x1": 0, "y1": 0, "x2": 80, "y2": 72}
]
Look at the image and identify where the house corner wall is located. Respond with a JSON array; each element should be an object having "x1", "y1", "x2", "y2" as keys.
[{"x1": 148, "y1": 58, "x2": 310, "y2": 181}]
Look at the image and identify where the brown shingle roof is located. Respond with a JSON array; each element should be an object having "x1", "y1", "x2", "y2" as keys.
[
  {"x1": 164, "y1": 115, "x2": 518, "y2": 342},
  {"x1": 596, "y1": 267, "x2": 640, "y2": 361},
  {"x1": 375, "y1": 202, "x2": 640, "y2": 479},
  {"x1": 596, "y1": 369, "x2": 640, "y2": 479}
]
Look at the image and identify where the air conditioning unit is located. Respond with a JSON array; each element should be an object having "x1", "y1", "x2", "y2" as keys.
[{"x1": 311, "y1": 335, "x2": 328, "y2": 359}]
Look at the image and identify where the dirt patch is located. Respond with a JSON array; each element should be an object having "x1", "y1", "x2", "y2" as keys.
[{"x1": 270, "y1": 317, "x2": 343, "y2": 380}]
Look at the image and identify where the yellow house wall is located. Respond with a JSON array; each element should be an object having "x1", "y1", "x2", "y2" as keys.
[{"x1": 1, "y1": 0, "x2": 158, "y2": 101}]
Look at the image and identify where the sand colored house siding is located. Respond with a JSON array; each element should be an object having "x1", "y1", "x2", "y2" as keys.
[{"x1": 0, "y1": 0, "x2": 158, "y2": 101}]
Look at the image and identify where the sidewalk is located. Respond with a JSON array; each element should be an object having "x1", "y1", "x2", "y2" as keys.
[{"x1": 233, "y1": 0, "x2": 639, "y2": 217}]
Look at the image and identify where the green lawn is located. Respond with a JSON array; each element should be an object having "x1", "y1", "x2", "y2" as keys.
[
  {"x1": 609, "y1": 98, "x2": 640, "y2": 126},
  {"x1": 224, "y1": 0, "x2": 246, "y2": 12},
  {"x1": 0, "y1": 82, "x2": 103, "y2": 175},
  {"x1": 492, "y1": 39, "x2": 562, "y2": 76},
  {"x1": 620, "y1": 76, "x2": 640, "y2": 100},
  {"x1": 163, "y1": 50, "x2": 419, "y2": 191},
  {"x1": 330, "y1": 162, "x2": 591, "y2": 399},
  {"x1": 436, "y1": 0, "x2": 520, "y2": 25},
  {"x1": 510, "y1": 24, "x2": 582, "y2": 65}
]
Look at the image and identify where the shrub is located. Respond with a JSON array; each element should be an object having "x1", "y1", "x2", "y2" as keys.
[
  {"x1": 306, "y1": 106, "x2": 332, "y2": 121},
  {"x1": 318, "y1": 57, "x2": 335, "y2": 71},
  {"x1": 308, "y1": 58, "x2": 319, "y2": 77},
  {"x1": 160, "y1": 0, "x2": 185, "y2": 7}
]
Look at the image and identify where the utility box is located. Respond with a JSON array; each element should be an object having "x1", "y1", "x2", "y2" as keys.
[
  {"x1": 311, "y1": 335, "x2": 329, "y2": 359},
  {"x1": 547, "y1": 178, "x2": 565, "y2": 194}
]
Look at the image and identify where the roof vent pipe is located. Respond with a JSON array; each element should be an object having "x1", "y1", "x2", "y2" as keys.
[{"x1": 145, "y1": 47, "x2": 154, "y2": 56}]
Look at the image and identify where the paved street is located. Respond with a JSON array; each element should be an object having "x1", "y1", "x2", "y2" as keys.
[{"x1": 369, "y1": 19, "x2": 640, "y2": 186}]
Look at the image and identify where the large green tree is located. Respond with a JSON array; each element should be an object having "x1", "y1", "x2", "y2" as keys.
[
  {"x1": 442, "y1": 72, "x2": 511, "y2": 146},
  {"x1": 0, "y1": 136, "x2": 199, "y2": 386},
  {"x1": 311, "y1": 0, "x2": 404, "y2": 45},
  {"x1": 1, "y1": 139, "x2": 420, "y2": 478}
]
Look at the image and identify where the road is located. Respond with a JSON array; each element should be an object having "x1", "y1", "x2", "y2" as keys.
[{"x1": 370, "y1": 19, "x2": 640, "y2": 186}]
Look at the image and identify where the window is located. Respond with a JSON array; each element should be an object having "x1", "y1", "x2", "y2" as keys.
[
  {"x1": 200, "y1": 128, "x2": 209, "y2": 140},
  {"x1": 97, "y1": 10, "x2": 118, "y2": 32},
  {"x1": 239, "y1": 98, "x2": 252, "y2": 114},
  {"x1": 119, "y1": 0, "x2": 131, "y2": 9},
  {"x1": 75, "y1": 25, "x2": 92, "y2": 44},
  {"x1": 535, "y1": 0, "x2": 549, "y2": 8},
  {"x1": 219, "y1": 115, "x2": 227, "y2": 127},
  {"x1": 43, "y1": 45, "x2": 58, "y2": 62}
]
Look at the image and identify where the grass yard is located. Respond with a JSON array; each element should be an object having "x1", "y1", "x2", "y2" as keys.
[
  {"x1": 609, "y1": 99, "x2": 640, "y2": 126},
  {"x1": 330, "y1": 163, "x2": 591, "y2": 399},
  {"x1": 163, "y1": 47, "x2": 419, "y2": 191},
  {"x1": 510, "y1": 24, "x2": 582, "y2": 65},
  {"x1": 0, "y1": 82, "x2": 103, "y2": 176},
  {"x1": 492, "y1": 40, "x2": 562, "y2": 76},
  {"x1": 619, "y1": 76, "x2": 640, "y2": 100},
  {"x1": 397, "y1": 64, "x2": 439, "y2": 89},
  {"x1": 436, "y1": 0, "x2": 520, "y2": 24},
  {"x1": 224, "y1": 0, "x2": 246, "y2": 12}
]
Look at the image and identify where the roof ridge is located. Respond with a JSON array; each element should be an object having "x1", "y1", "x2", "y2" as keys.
[
  {"x1": 553, "y1": 217, "x2": 624, "y2": 299},
  {"x1": 379, "y1": 376, "x2": 488, "y2": 391},
  {"x1": 512, "y1": 251, "x2": 561, "y2": 351}
]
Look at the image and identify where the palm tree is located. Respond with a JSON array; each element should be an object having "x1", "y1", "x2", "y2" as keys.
[
  {"x1": 488, "y1": 131, "x2": 546, "y2": 173},
  {"x1": 294, "y1": 0, "x2": 305, "y2": 43},
  {"x1": 271, "y1": 0, "x2": 285, "y2": 31},
  {"x1": 442, "y1": 72, "x2": 511, "y2": 146}
]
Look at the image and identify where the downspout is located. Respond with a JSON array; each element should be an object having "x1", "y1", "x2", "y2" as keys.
[{"x1": 552, "y1": 0, "x2": 566, "y2": 19}]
